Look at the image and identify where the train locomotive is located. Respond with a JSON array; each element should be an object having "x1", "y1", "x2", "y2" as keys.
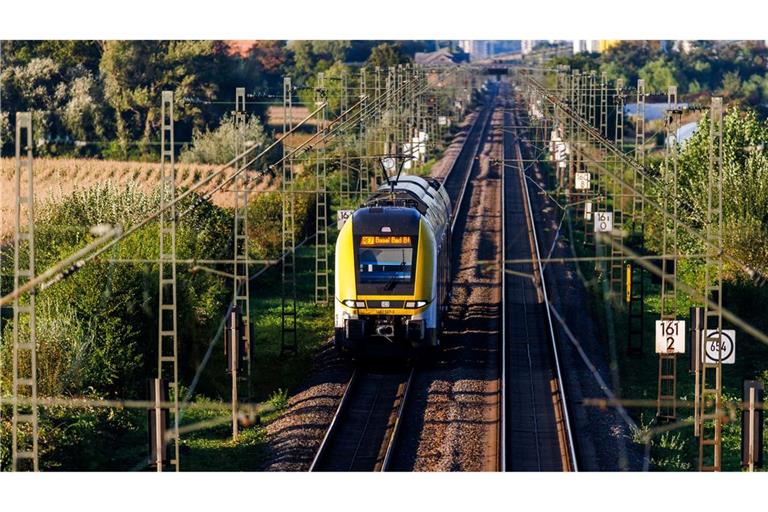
[{"x1": 334, "y1": 174, "x2": 452, "y2": 356}]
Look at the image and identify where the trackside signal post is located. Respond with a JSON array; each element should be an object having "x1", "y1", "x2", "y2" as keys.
[{"x1": 742, "y1": 380, "x2": 764, "y2": 471}]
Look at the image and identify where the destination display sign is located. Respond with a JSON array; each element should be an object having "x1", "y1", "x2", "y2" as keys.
[{"x1": 360, "y1": 235, "x2": 412, "y2": 247}]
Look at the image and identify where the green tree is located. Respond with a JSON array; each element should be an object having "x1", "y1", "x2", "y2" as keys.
[
  {"x1": 366, "y1": 43, "x2": 407, "y2": 69},
  {"x1": 287, "y1": 40, "x2": 351, "y2": 79},
  {"x1": 721, "y1": 71, "x2": 742, "y2": 98},
  {"x1": 1, "y1": 40, "x2": 102, "y2": 72},
  {"x1": 674, "y1": 108, "x2": 768, "y2": 278},
  {"x1": 99, "y1": 41, "x2": 220, "y2": 155},
  {"x1": 638, "y1": 57, "x2": 687, "y2": 92}
]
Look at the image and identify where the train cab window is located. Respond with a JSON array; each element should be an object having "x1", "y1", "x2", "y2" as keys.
[{"x1": 358, "y1": 247, "x2": 414, "y2": 285}]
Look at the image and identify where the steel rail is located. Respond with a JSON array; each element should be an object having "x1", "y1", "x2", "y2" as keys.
[
  {"x1": 308, "y1": 367, "x2": 414, "y2": 472},
  {"x1": 500, "y1": 94, "x2": 507, "y2": 473},
  {"x1": 512, "y1": 115, "x2": 579, "y2": 472},
  {"x1": 380, "y1": 366, "x2": 415, "y2": 471},
  {"x1": 308, "y1": 368, "x2": 359, "y2": 472},
  {"x1": 448, "y1": 89, "x2": 497, "y2": 234}
]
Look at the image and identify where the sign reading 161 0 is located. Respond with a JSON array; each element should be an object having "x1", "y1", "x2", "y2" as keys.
[
  {"x1": 655, "y1": 320, "x2": 686, "y2": 354},
  {"x1": 594, "y1": 211, "x2": 613, "y2": 233}
]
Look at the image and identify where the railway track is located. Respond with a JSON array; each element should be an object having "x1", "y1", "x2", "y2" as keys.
[
  {"x1": 500, "y1": 92, "x2": 578, "y2": 471},
  {"x1": 442, "y1": 90, "x2": 497, "y2": 228},
  {"x1": 309, "y1": 89, "x2": 500, "y2": 472},
  {"x1": 309, "y1": 367, "x2": 414, "y2": 471}
]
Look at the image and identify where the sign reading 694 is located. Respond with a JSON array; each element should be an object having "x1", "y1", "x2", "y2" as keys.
[{"x1": 702, "y1": 329, "x2": 736, "y2": 364}]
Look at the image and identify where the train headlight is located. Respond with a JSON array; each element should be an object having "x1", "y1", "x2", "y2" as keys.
[
  {"x1": 342, "y1": 300, "x2": 366, "y2": 308},
  {"x1": 404, "y1": 300, "x2": 428, "y2": 308}
]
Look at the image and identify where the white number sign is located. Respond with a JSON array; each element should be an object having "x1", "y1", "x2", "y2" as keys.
[
  {"x1": 594, "y1": 211, "x2": 613, "y2": 232},
  {"x1": 337, "y1": 210, "x2": 353, "y2": 229},
  {"x1": 655, "y1": 320, "x2": 686, "y2": 354},
  {"x1": 438, "y1": 116, "x2": 448, "y2": 126},
  {"x1": 702, "y1": 329, "x2": 736, "y2": 364},
  {"x1": 575, "y1": 172, "x2": 591, "y2": 190}
]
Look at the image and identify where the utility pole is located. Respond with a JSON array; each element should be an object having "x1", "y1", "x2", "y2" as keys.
[
  {"x1": 656, "y1": 86, "x2": 680, "y2": 422},
  {"x1": 315, "y1": 73, "x2": 330, "y2": 305},
  {"x1": 227, "y1": 307, "x2": 240, "y2": 441},
  {"x1": 12, "y1": 112, "x2": 38, "y2": 471},
  {"x1": 340, "y1": 70, "x2": 350, "y2": 203},
  {"x1": 359, "y1": 67, "x2": 370, "y2": 199},
  {"x1": 281, "y1": 76, "x2": 298, "y2": 356},
  {"x1": 626, "y1": 79, "x2": 646, "y2": 355},
  {"x1": 232, "y1": 87, "x2": 251, "y2": 385},
  {"x1": 698, "y1": 97, "x2": 724, "y2": 471},
  {"x1": 609, "y1": 79, "x2": 626, "y2": 297},
  {"x1": 157, "y1": 91, "x2": 180, "y2": 471}
]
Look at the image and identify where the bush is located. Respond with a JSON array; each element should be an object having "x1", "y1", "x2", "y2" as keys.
[
  {"x1": 246, "y1": 175, "x2": 315, "y2": 259},
  {"x1": 0, "y1": 182, "x2": 237, "y2": 469},
  {"x1": 0, "y1": 392, "x2": 144, "y2": 471},
  {"x1": 180, "y1": 113, "x2": 268, "y2": 165}
]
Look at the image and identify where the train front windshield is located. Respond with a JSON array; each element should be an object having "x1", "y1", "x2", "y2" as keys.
[
  {"x1": 356, "y1": 235, "x2": 415, "y2": 289},
  {"x1": 358, "y1": 247, "x2": 414, "y2": 284}
]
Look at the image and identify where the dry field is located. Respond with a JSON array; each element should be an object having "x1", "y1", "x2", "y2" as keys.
[{"x1": 0, "y1": 157, "x2": 279, "y2": 236}]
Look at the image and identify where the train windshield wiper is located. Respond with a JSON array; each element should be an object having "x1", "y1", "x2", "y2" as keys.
[{"x1": 384, "y1": 250, "x2": 407, "y2": 291}]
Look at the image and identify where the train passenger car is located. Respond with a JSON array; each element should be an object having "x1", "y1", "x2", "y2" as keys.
[{"x1": 334, "y1": 174, "x2": 452, "y2": 356}]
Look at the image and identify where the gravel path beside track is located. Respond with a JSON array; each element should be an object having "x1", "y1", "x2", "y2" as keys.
[{"x1": 389, "y1": 93, "x2": 502, "y2": 471}]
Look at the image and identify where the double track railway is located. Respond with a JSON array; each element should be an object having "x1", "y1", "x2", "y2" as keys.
[{"x1": 309, "y1": 82, "x2": 578, "y2": 472}]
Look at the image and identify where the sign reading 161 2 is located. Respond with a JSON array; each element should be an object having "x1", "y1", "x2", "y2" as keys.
[{"x1": 655, "y1": 320, "x2": 686, "y2": 354}]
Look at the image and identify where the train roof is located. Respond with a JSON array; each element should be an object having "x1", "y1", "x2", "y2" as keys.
[
  {"x1": 364, "y1": 174, "x2": 452, "y2": 236},
  {"x1": 367, "y1": 175, "x2": 448, "y2": 210}
]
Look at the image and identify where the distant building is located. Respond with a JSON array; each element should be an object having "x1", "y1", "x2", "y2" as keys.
[
  {"x1": 597, "y1": 40, "x2": 620, "y2": 52},
  {"x1": 521, "y1": 40, "x2": 534, "y2": 55},
  {"x1": 572, "y1": 40, "x2": 597, "y2": 54},
  {"x1": 458, "y1": 40, "x2": 494, "y2": 61},
  {"x1": 415, "y1": 48, "x2": 465, "y2": 66},
  {"x1": 573, "y1": 40, "x2": 620, "y2": 54}
]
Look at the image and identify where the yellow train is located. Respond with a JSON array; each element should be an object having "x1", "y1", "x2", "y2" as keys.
[{"x1": 334, "y1": 174, "x2": 452, "y2": 356}]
